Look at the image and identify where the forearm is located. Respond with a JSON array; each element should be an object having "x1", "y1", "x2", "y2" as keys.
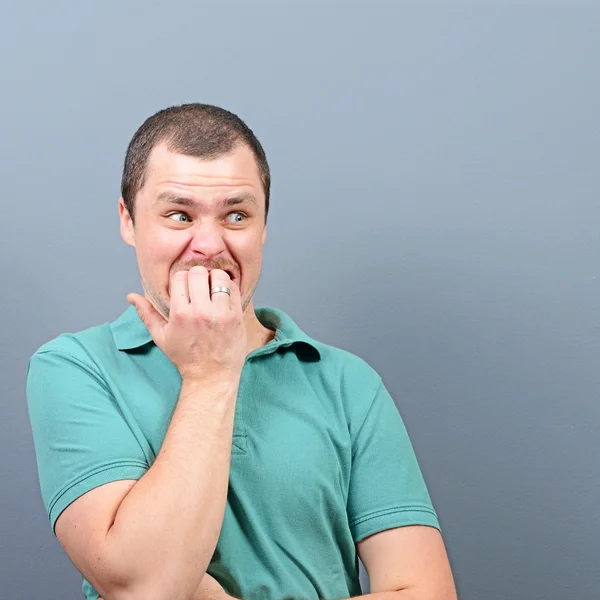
[
  {"x1": 186, "y1": 578, "x2": 448, "y2": 600},
  {"x1": 190, "y1": 574, "x2": 239, "y2": 600},
  {"x1": 349, "y1": 588, "x2": 455, "y2": 600},
  {"x1": 353, "y1": 593, "x2": 404, "y2": 600},
  {"x1": 103, "y1": 376, "x2": 239, "y2": 600},
  {"x1": 353, "y1": 592, "x2": 418, "y2": 600}
]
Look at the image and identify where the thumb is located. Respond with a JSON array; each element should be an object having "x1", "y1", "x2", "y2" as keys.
[{"x1": 126, "y1": 293, "x2": 166, "y2": 339}]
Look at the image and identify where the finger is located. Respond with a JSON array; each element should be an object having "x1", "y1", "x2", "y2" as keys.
[
  {"x1": 228, "y1": 275, "x2": 242, "y2": 312},
  {"x1": 209, "y1": 269, "x2": 233, "y2": 309},
  {"x1": 188, "y1": 266, "x2": 210, "y2": 307},
  {"x1": 220, "y1": 269, "x2": 242, "y2": 312},
  {"x1": 169, "y1": 270, "x2": 190, "y2": 313},
  {"x1": 127, "y1": 293, "x2": 167, "y2": 338}
]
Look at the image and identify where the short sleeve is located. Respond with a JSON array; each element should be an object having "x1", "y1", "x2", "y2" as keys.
[
  {"x1": 347, "y1": 378, "x2": 440, "y2": 543},
  {"x1": 26, "y1": 343, "x2": 149, "y2": 534}
]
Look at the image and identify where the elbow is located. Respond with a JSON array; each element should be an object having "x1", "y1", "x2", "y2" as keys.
[
  {"x1": 89, "y1": 538, "x2": 204, "y2": 600},
  {"x1": 103, "y1": 574, "x2": 198, "y2": 600}
]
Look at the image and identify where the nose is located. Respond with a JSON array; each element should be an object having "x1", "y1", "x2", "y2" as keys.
[{"x1": 188, "y1": 220, "x2": 228, "y2": 259}]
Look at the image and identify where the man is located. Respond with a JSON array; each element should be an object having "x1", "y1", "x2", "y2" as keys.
[{"x1": 26, "y1": 104, "x2": 457, "y2": 600}]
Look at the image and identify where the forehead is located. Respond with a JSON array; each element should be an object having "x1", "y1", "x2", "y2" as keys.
[{"x1": 143, "y1": 142, "x2": 263, "y2": 196}]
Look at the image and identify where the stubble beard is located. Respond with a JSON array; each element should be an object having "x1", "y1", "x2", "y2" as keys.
[{"x1": 140, "y1": 270, "x2": 259, "y2": 321}]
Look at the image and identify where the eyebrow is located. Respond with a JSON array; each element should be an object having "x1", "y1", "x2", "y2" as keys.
[{"x1": 155, "y1": 191, "x2": 258, "y2": 210}]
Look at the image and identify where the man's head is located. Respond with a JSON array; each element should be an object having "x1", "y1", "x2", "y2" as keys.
[{"x1": 119, "y1": 103, "x2": 271, "y2": 319}]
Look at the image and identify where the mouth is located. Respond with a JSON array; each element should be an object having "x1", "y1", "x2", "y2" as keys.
[{"x1": 206, "y1": 268, "x2": 236, "y2": 281}]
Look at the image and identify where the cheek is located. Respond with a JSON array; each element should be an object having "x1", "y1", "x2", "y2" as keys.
[
  {"x1": 136, "y1": 229, "x2": 187, "y2": 280},
  {"x1": 235, "y1": 235, "x2": 263, "y2": 268},
  {"x1": 140, "y1": 225, "x2": 188, "y2": 258}
]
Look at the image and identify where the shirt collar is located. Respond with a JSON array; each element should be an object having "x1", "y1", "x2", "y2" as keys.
[{"x1": 110, "y1": 304, "x2": 321, "y2": 361}]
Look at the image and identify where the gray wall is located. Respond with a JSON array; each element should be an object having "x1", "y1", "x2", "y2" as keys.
[{"x1": 1, "y1": 2, "x2": 598, "y2": 599}]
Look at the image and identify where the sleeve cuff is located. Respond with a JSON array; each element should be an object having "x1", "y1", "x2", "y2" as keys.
[
  {"x1": 49, "y1": 461, "x2": 148, "y2": 533},
  {"x1": 350, "y1": 506, "x2": 441, "y2": 543}
]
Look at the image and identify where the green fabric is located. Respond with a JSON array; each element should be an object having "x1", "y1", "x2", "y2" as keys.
[{"x1": 26, "y1": 305, "x2": 440, "y2": 600}]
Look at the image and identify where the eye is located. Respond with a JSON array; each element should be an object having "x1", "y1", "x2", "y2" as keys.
[
  {"x1": 226, "y1": 211, "x2": 247, "y2": 224},
  {"x1": 168, "y1": 212, "x2": 190, "y2": 222}
]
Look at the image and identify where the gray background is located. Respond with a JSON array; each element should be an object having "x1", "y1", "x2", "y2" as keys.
[{"x1": 1, "y1": 2, "x2": 599, "y2": 599}]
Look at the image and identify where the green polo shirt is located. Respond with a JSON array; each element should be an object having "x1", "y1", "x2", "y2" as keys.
[{"x1": 26, "y1": 305, "x2": 439, "y2": 600}]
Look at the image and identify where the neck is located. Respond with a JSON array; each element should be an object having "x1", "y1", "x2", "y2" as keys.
[{"x1": 243, "y1": 301, "x2": 276, "y2": 355}]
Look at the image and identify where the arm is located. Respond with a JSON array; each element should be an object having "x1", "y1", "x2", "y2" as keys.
[
  {"x1": 181, "y1": 526, "x2": 455, "y2": 600},
  {"x1": 185, "y1": 527, "x2": 455, "y2": 600},
  {"x1": 53, "y1": 267, "x2": 247, "y2": 600},
  {"x1": 56, "y1": 376, "x2": 239, "y2": 600},
  {"x1": 354, "y1": 526, "x2": 457, "y2": 600},
  {"x1": 189, "y1": 573, "x2": 237, "y2": 600},
  {"x1": 341, "y1": 370, "x2": 455, "y2": 600},
  {"x1": 98, "y1": 571, "x2": 235, "y2": 600}
]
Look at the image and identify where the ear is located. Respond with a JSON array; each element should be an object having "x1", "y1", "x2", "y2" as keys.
[
  {"x1": 262, "y1": 224, "x2": 267, "y2": 245},
  {"x1": 119, "y1": 198, "x2": 136, "y2": 248}
]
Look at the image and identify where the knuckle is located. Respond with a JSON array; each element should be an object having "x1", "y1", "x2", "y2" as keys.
[
  {"x1": 211, "y1": 269, "x2": 228, "y2": 280},
  {"x1": 221, "y1": 313, "x2": 232, "y2": 324},
  {"x1": 213, "y1": 310, "x2": 226, "y2": 323},
  {"x1": 207, "y1": 310, "x2": 226, "y2": 325},
  {"x1": 199, "y1": 307, "x2": 220, "y2": 324},
  {"x1": 214, "y1": 309, "x2": 230, "y2": 323},
  {"x1": 191, "y1": 306, "x2": 208, "y2": 320},
  {"x1": 172, "y1": 308, "x2": 187, "y2": 321},
  {"x1": 189, "y1": 266, "x2": 208, "y2": 276},
  {"x1": 222, "y1": 307, "x2": 236, "y2": 319}
]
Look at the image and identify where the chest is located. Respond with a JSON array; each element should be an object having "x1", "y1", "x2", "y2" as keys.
[
  {"x1": 119, "y1": 350, "x2": 353, "y2": 506},
  {"x1": 234, "y1": 362, "x2": 352, "y2": 511}
]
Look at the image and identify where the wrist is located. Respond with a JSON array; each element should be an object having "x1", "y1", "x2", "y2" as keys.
[{"x1": 180, "y1": 371, "x2": 241, "y2": 394}]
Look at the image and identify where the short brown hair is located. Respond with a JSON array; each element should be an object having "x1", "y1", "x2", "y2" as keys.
[{"x1": 121, "y1": 103, "x2": 271, "y2": 224}]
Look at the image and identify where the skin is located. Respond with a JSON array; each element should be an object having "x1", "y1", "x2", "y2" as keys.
[
  {"x1": 112, "y1": 140, "x2": 457, "y2": 600},
  {"x1": 103, "y1": 141, "x2": 275, "y2": 600},
  {"x1": 119, "y1": 141, "x2": 276, "y2": 357}
]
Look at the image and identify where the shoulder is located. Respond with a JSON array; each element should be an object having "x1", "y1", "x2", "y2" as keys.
[
  {"x1": 28, "y1": 318, "x2": 118, "y2": 374},
  {"x1": 34, "y1": 322, "x2": 112, "y2": 355},
  {"x1": 311, "y1": 339, "x2": 381, "y2": 389},
  {"x1": 303, "y1": 337, "x2": 384, "y2": 433},
  {"x1": 269, "y1": 304, "x2": 384, "y2": 415}
]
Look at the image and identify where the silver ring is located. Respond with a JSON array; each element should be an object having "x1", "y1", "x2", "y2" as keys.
[{"x1": 211, "y1": 286, "x2": 231, "y2": 296}]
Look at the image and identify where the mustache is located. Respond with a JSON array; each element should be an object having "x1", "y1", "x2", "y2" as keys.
[{"x1": 171, "y1": 259, "x2": 237, "y2": 276}]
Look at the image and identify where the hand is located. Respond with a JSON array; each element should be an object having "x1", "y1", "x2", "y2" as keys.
[
  {"x1": 127, "y1": 267, "x2": 248, "y2": 384},
  {"x1": 191, "y1": 572, "x2": 233, "y2": 600},
  {"x1": 97, "y1": 572, "x2": 231, "y2": 600}
]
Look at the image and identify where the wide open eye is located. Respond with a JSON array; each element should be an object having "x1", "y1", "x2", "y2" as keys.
[
  {"x1": 168, "y1": 212, "x2": 190, "y2": 222},
  {"x1": 226, "y1": 212, "x2": 247, "y2": 224}
]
